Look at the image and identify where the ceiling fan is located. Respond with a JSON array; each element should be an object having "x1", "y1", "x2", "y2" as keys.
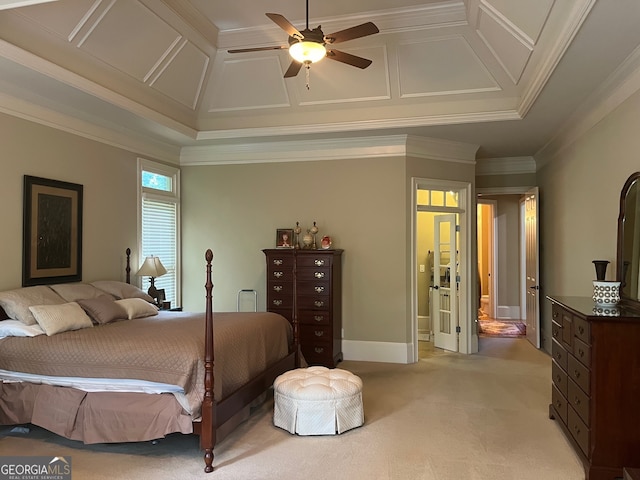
[{"x1": 228, "y1": 0, "x2": 379, "y2": 80}]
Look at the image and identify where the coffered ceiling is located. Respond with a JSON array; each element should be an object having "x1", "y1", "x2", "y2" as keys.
[{"x1": 1, "y1": 0, "x2": 640, "y2": 163}]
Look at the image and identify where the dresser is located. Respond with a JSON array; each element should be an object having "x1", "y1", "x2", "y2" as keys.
[
  {"x1": 547, "y1": 296, "x2": 640, "y2": 480},
  {"x1": 263, "y1": 249, "x2": 343, "y2": 367}
]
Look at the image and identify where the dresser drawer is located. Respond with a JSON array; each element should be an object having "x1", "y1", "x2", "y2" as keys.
[
  {"x1": 296, "y1": 255, "x2": 333, "y2": 268},
  {"x1": 301, "y1": 343, "x2": 334, "y2": 365},
  {"x1": 267, "y1": 281, "x2": 293, "y2": 296},
  {"x1": 551, "y1": 319, "x2": 562, "y2": 342},
  {"x1": 297, "y1": 280, "x2": 331, "y2": 296},
  {"x1": 573, "y1": 338, "x2": 591, "y2": 368},
  {"x1": 297, "y1": 267, "x2": 331, "y2": 282},
  {"x1": 568, "y1": 407, "x2": 589, "y2": 456},
  {"x1": 266, "y1": 292, "x2": 294, "y2": 309},
  {"x1": 552, "y1": 360, "x2": 568, "y2": 397},
  {"x1": 551, "y1": 384, "x2": 568, "y2": 425},
  {"x1": 298, "y1": 310, "x2": 331, "y2": 325},
  {"x1": 266, "y1": 254, "x2": 294, "y2": 269},
  {"x1": 567, "y1": 354, "x2": 590, "y2": 394},
  {"x1": 552, "y1": 339, "x2": 568, "y2": 372},
  {"x1": 568, "y1": 378, "x2": 590, "y2": 426},
  {"x1": 298, "y1": 295, "x2": 331, "y2": 310},
  {"x1": 300, "y1": 324, "x2": 332, "y2": 343},
  {"x1": 573, "y1": 316, "x2": 590, "y2": 345}
]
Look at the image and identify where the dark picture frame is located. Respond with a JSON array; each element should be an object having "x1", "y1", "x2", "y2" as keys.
[
  {"x1": 276, "y1": 228, "x2": 294, "y2": 248},
  {"x1": 23, "y1": 175, "x2": 83, "y2": 286}
]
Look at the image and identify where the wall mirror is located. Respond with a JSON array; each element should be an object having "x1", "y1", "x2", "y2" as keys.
[{"x1": 617, "y1": 171, "x2": 640, "y2": 308}]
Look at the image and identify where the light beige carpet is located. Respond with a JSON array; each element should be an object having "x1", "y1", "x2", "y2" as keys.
[{"x1": 0, "y1": 338, "x2": 584, "y2": 480}]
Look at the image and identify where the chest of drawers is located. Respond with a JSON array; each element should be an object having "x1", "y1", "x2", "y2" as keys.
[
  {"x1": 548, "y1": 296, "x2": 640, "y2": 480},
  {"x1": 264, "y1": 249, "x2": 343, "y2": 367}
]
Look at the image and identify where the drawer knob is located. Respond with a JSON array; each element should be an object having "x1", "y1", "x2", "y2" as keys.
[
  {"x1": 556, "y1": 375, "x2": 562, "y2": 383},
  {"x1": 314, "y1": 259, "x2": 325, "y2": 266},
  {"x1": 553, "y1": 312, "x2": 558, "y2": 318},
  {"x1": 314, "y1": 272, "x2": 325, "y2": 279},
  {"x1": 273, "y1": 299, "x2": 283, "y2": 306},
  {"x1": 555, "y1": 400, "x2": 561, "y2": 408},
  {"x1": 314, "y1": 347, "x2": 325, "y2": 353},
  {"x1": 274, "y1": 271, "x2": 283, "y2": 278},
  {"x1": 314, "y1": 330, "x2": 324, "y2": 337},
  {"x1": 273, "y1": 285, "x2": 283, "y2": 292},
  {"x1": 555, "y1": 352, "x2": 562, "y2": 360},
  {"x1": 314, "y1": 315, "x2": 323, "y2": 322},
  {"x1": 573, "y1": 425, "x2": 580, "y2": 435},
  {"x1": 314, "y1": 286, "x2": 325, "y2": 293},
  {"x1": 273, "y1": 259, "x2": 283, "y2": 265},
  {"x1": 314, "y1": 300, "x2": 325, "y2": 307},
  {"x1": 578, "y1": 349, "x2": 585, "y2": 358},
  {"x1": 578, "y1": 326, "x2": 584, "y2": 334},
  {"x1": 574, "y1": 370, "x2": 580, "y2": 379},
  {"x1": 574, "y1": 397, "x2": 581, "y2": 406}
]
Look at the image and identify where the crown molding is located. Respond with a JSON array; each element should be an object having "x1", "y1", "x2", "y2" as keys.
[
  {"x1": 180, "y1": 133, "x2": 478, "y2": 165},
  {"x1": 536, "y1": 42, "x2": 640, "y2": 168},
  {"x1": 475, "y1": 156, "x2": 536, "y2": 175}
]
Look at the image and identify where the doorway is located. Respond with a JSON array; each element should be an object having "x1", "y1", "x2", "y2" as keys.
[
  {"x1": 475, "y1": 190, "x2": 540, "y2": 347},
  {"x1": 412, "y1": 178, "x2": 475, "y2": 361}
]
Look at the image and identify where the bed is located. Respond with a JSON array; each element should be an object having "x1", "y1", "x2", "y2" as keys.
[{"x1": 0, "y1": 248, "x2": 300, "y2": 473}]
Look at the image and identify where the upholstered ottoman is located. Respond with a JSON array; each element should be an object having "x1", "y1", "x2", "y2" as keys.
[{"x1": 273, "y1": 366, "x2": 364, "y2": 435}]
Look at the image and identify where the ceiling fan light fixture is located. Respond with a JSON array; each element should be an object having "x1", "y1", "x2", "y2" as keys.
[{"x1": 289, "y1": 41, "x2": 326, "y2": 64}]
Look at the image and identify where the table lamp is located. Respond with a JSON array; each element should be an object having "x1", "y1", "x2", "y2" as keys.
[{"x1": 135, "y1": 255, "x2": 167, "y2": 303}]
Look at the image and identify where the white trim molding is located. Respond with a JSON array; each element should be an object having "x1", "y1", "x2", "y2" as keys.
[{"x1": 342, "y1": 340, "x2": 412, "y2": 364}]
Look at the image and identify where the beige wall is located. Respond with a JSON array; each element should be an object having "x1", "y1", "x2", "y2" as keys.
[
  {"x1": 537, "y1": 87, "x2": 640, "y2": 352},
  {"x1": 181, "y1": 157, "x2": 408, "y2": 344},
  {"x1": 0, "y1": 113, "x2": 146, "y2": 291}
]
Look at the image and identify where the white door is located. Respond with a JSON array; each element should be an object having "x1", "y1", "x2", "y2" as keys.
[
  {"x1": 433, "y1": 214, "x2": 458, "y2": 352},
  {"x1": 524, "y1": 188, "x2": 540, "y2": 348}
]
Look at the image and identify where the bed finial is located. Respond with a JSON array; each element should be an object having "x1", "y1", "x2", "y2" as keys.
[{"x1": 205, "y1": 249, "x2": 213, "y2": 263}]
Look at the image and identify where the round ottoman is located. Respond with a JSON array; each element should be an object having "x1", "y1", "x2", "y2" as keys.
[{"x1": 273, "y1": 366, "x2": 364, "y2": 435}]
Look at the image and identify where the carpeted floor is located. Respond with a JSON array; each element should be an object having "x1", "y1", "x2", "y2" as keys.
[
  {"x1": 478, "y1": 319, "x2": 526, "y2": 337},
  {"x1": 0, "y1": 338, "x2": 582, "y2": 480}
]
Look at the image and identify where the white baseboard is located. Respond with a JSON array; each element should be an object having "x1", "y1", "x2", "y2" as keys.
[
  {"x1": 497, "y1": 305, "x2": 521, "y2": 320},
  {"x1": 343, "y1": 340, "x2": 411, "y2": 364}
]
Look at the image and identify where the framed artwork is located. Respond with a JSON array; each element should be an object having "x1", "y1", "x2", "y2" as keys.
[
  {"x1": 276, "y1": 228, "x2": 294, "y2": 248},
  {"x1": 23, "y1": 175, "x2": 83, "y2": 286}
]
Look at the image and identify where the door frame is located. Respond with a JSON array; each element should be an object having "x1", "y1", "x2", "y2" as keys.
[
  {"x1": 411, "y1": 178, "x2": 474, "y2": 361},
  {"x1": 477, "y1": 199, "x2": 498, "y2": 319}
]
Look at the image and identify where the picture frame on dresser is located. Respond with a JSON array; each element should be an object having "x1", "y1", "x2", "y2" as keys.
[
  {"x1": 22, "y1": 175, "x2": 83, "y2": 286},
  {"x1": 276, "y1": 228, "x2": 294, "y2": 248}
]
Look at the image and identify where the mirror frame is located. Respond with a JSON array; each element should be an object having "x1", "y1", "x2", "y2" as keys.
[{"x1": 616, "y1": 171, "x2": 640, "y2": 310}]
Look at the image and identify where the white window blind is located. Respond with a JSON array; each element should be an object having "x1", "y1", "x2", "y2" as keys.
[{"x1": 141, "y1": 195, "x2": 177, "y2": 303}]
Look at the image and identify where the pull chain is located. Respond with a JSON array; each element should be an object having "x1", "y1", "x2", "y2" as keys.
[{"x1": 305, "y1": 64, "x2": 311, "y2": 90}]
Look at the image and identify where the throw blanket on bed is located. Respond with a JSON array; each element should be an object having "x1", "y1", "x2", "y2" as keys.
[{"x1": 0, "y1": 311, "x2": 292, "y2": 416}]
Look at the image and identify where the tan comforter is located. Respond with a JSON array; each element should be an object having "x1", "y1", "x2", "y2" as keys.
[{"x1": 0, "y1": 310, "x2": 292, "y2": 416}]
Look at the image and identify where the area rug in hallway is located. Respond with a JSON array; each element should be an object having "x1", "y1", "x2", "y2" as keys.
[{"x1": 479, "y1": 319, "x2": 526, "y2": 337}]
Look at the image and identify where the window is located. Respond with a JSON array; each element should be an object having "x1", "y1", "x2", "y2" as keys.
[{"x1": 138, "y1": 159, "x2": 180, "y2": 305}]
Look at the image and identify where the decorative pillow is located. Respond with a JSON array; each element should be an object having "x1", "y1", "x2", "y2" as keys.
[
  {"x1": 0, "y1": 286, "x2": 65, "y2": 326},
  {"x1": 49, "y1": 283, "x2": 109, "y2": 303},
  {"x1": 115, "y1": 298, "x2": 159, "y2": 320},
  {"x1": 0, "y1": 319, "x2": 45, "y2": 339},
  {"x1": 92, "y1": 281, "x2": 154, "y2": 303},
  {"x1": 29, "y1": 302, "x2": 93, "y2": 336},
  {"x1": 77, "y1": 295, "x2": 128, "y2": 325}
]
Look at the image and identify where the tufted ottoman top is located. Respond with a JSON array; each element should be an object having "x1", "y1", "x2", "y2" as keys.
[{"x1": 274, "y1": 366, "x2": 363, "y2": 401}]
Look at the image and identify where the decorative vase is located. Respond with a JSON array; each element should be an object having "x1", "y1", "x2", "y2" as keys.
[
  {"x1": 592, "y1": 260, "x2": 610, "y2": 281},
  {"x1": 592, "y1": 280, "x2": 620, "y2": 306}
]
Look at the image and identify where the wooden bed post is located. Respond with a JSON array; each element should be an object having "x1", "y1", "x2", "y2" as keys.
[
  {"x1": 125, "y1": 248, "x2": 131, "y2": 284},
  {"x1": 201, "y1": 249, "x2": 215, "y2": 473}
]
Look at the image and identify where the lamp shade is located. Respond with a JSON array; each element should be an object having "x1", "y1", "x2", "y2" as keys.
[
  {"x1": 136, "y1": 256, "x2": 167, "y2": 278},
  {"x1": 289, "y1": 41, "x2": 326, "y2": 64}
]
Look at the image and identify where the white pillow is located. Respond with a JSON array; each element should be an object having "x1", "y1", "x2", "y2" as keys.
[
  {"x1": 0, "y1": 286, "x2": 65, "y2": 326},
  {"x1": 115, "y1": 298, "x2": 158, "y2": 320},
  {"x1": 0, "y1": 319, "x2": 45, "y2": 339},
  {"x1": 29, "y1": 302, "x2": 94, "y2": 336}
]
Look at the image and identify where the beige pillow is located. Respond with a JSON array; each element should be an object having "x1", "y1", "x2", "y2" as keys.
[
  {"x1": 29, "y1": 302, "x2": 94, "y2": 336},
  {"x1": 0, "y1": 286, "x2": 65, "y2": 326},
  {"x1": 77, "y1": 296, "x2": 128, "y2": 325},
  {"x1": 115, "y1": 298, "x2": 159, "y2": 320},
  {"x1": 92, "y1": 281, "x2": 154, "y2": 302},
  {"x1": 49, "y1": 283, "x2": 109, "y2": 302}
]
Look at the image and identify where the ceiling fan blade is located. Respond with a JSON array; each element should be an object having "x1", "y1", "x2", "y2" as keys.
[
  {"x1": 228, "y1": 45, "x2": 288, "y2": 54},
  {"x1": 326, "y1": 50, "x2": 373, "y2": 69},
  {"x1": 284, "y1": 60, "x2": 303, "y2": 78},
  {"x1": 266, "y1": 13, "x2": 303, "y2": 40},
  {"x1": 324, "y1": 22, "x2": 379, "y2": 44}
]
